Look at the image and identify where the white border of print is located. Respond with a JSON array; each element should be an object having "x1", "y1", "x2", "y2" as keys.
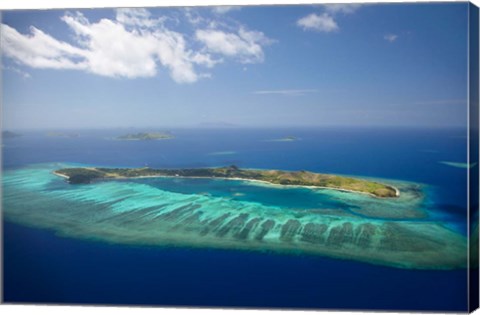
[{"x1": 1, "y1": 1, "x2": 479, "y2": 315}]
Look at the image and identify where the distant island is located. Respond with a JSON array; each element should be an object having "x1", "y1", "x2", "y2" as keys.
[
  {"x1": 208, "y1": 151, "x2": 237, "y2": 156},
  {"x1": 271, "y1": 136, "x2": 299, "y2": 142},
  {"x1": 54, "y1": 165, "x2": 399, "y2": 198},
  {"x1": 116, "y1": 132, "x2": 174, "y2": 141},
  {"x1": 47, "y1": 131, "x2": 79, "y2": 138},
  {"x1": 2, "y1": 130, "x2": 21, "y2": 139}
]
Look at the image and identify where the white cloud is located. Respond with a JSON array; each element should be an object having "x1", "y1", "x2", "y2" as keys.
[
  {"x1": 212, "y1": 6, "x2": 241, "y2": 15},
  {"x1": 61, "y1": 12, "x2": 160, "y2": 78},
  {"x1": 190, "y1": 52, "x2": 220, "y2": 68},
  {"x1": 323, "y1": 4, "x2": 362, "y2": 15},
  {"x1": 254, "y1": 89, "x2": 317, "y2": 96},
  {"x1": 115, "y1": 8, "x2": 159, "y2": 28},
  {"x1": 1, "y1": 24, "x2": 87, "y2": 70},
  {"x1": 298, "y1": 4, "x2": 361, "y2": 33},
  {"x1": 384, "y1": 34, "x2": 398, "y2": 42},
  {"x1": 1, "y1": 8, "x2": 272, "y2": 83},
  {"x1": 1, "y1": 65, "x2": 32, "y2": 79},
  {"x1": 297, "y1": 13, "x2": 338, "y2": 33},
  {"x1": 195, "y1": 27, "x2": 273, "y2": 63},
  {"x1": 183, "y1": 8, "x2": 206, "y2": 26}
]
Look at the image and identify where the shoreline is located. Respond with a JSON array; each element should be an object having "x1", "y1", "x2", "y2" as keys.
[
  {"x1": 53, "y1": 171, "x2": 69, "y2": 179},
  {"x1": 52, "y1": 170, "x2": 400, "y2": 199}
]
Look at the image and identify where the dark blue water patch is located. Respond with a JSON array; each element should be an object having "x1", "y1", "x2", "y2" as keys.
[
  {"x1": 3, "y1": 222, "x2": 467, "y2": 311},
  {"x1": 2, "y1": 127, "x2": 470, "y2": 310}
]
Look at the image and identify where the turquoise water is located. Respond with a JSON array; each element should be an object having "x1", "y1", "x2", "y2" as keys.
[
  {"x1": 2, "y1": 127, "x2": 471, "y2": 310},
  {"x1": 2, "y1": 162, "x2": 466, "y2": 270}
]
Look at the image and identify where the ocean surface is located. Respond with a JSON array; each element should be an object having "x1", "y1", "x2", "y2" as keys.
[{"x1": 1, "y1": 127, "x2": 470, "y2": 311}]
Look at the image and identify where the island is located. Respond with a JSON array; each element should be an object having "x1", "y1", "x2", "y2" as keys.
[
  {"x1": 2, "y1": 130, "x2": 22, "y2": 139},
  {"x1": 47, "y1": 131, "x2": 80, "y2": 138},
  {"x1": 115, "y1": 132, "x2": 174, "y2": 141},
  {"x1": 271, "y1": 136, "x2": 299, "y2": 142},
  {"x1": 54, "y1": 165, "x2": 399, "y2": 198},
  {"x1": 5, "y1": 163, "x2": 467, "y2": 270}
]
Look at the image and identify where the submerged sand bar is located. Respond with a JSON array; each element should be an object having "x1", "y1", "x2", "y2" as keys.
[{"x1": 54, "y1": 165, "x2": 399, "y2": 198}]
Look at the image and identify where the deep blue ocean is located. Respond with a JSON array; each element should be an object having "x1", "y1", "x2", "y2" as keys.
[{"x1": 2, "y1": 127, "x2": 470, "y2": 311}]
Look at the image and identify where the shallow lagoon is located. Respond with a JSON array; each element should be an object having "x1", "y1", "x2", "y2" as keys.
[
  {"x1": 1, "y1": 127, "x2": 470, "y2": 310},
  {"x1": 2, "y1": 162, "x2": 467, "y2": 269}
]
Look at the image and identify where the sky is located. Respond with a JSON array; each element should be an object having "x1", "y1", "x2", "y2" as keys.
[{"x1": 0, "y1": 2, "x2": 471, "y2": 129}]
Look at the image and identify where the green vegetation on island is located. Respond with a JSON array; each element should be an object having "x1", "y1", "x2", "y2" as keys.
[
  {"x1": 116, "y1": 132, "x2": 174, "y2": 141},
  {"x1": 54, "y1": 165, "x2": 399, "y2": 198}
]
